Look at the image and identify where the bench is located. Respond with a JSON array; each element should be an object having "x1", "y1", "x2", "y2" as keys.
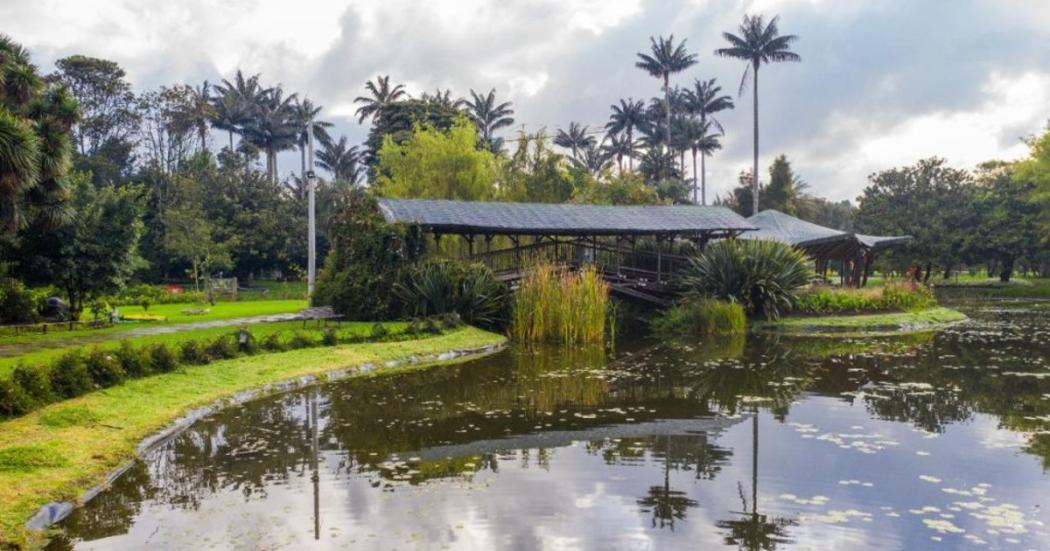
[{"x1": 298, "y1": 306, "x2": 344, "y2": 328}]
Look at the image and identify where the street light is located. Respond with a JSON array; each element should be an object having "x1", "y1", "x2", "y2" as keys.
[{"x1": 307, "y1": 119, "x2": 317, "y2": 299}]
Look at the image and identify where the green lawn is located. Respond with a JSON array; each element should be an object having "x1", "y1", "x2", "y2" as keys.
[
  {"x1": 1, "y1": 299, "x2": 306, "y2": 347},
  {"x1": 0, "y1": 326, "x2": 506, "y2": 548},
  {"x1": 756, "y1": 306, "x2": 967, "y2": 335},
  {"x1": 0, "y1": 319, "x2": 404, "y2": 378}
]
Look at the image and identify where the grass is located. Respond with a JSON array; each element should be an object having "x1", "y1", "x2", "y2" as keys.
[
  {"x1": 0, "y1": 326, "x2": 505, "y2": 548},
  {"x1": 0, "y1": 320, "x2": 405, "y2": 379},
  {"x1": 510, "y1": 263, "x2": 610, "y2": 344},
  {"x1": 651, "y1": 298, "x2": 747, "y2": 337},
  {"x1": 757, "y1": 306, "x2": 967, "y2": 335}
]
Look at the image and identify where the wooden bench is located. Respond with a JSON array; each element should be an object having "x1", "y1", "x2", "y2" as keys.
[{"x1": 299, "y1": 306, "x2": 344, "y2": 328}]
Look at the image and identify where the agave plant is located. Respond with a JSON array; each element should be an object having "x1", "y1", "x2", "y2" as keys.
[
  {"x1": 396, "y1": 259, "x2": 510, "y2": 330},
  {"x1": 680, "y1": 239, "x2": 812, "y2": 320}
]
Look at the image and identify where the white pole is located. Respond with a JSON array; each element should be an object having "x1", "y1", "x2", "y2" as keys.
[{"x1": 307, "y1": 120, "x2": 317, "y2": 299}]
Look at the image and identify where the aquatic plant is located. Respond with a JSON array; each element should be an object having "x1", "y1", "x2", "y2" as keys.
[
  {"x1": 651, "y1": 298, "x2": 746, "y2": 337},
  {"x1": 681, "y1": 239, "x2": 812, "y2": 320},
  {"x1": 793, "y1": 281, "x2": 936, "y2": 315},
  {"x1": 511, "y1": 262, "x2": 610, "y2": 344}
]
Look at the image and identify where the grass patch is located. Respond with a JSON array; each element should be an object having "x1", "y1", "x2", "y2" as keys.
[
  {"x1": 37, "y1": 407, "x2": 100, "y2": 428},
  {"x1": 511, "y1": 263, "x2": 610, "y2": 345},
  {"x1": 0, "y1": 326, "x2": 505, "y2": 547},
  {"x1": 0, "y1": 445, "x2": 68, "y2": 473},
  {"x1": 651, "y1": 298, "x2": 746, "y2": 338},
  {"x1": 757, "y1": 306, "x2": 967, "y2": 335}
]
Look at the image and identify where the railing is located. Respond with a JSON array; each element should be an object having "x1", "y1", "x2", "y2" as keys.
[{"x1": 0, "y1": 319, "x2": 115, "y2": 338}]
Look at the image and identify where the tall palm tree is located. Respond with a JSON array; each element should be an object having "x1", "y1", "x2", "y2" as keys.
[
  {"x1": 184, "y1": 81, "x2": 214, "y2": 152},
  {"x1": 553, "y1": 122, "x2": 596, "y2": 159},
  {"x1": 716, "y1": 14, "x2": 800, "y2": 215},
  {"x1": 244, "y1": 87, "x2": 299, "y2": 183},
  {"x1": 572, "y1": 143, "x2": 612, "y2": 177},
  {"x1": 602, "y1": 132, "x2": 633, "y2": 174},
  {"x1": 685, "y1": 79, "x2": 734, "y2": 205},
  {"x1": 635, "y1": 35, "x2": 698, "y2": 160},
  {"x1": 353, "y1": 75, "x2": 408, "y2": 123},
  {"x1": 316, "y1": 135, "x2": 362, "y2": 183},
  {"x1": 606, "y1": 98, "x2": 645, "y2": 171},
  {"x1": 684, "y1": 119, "x2": 722, "y2": 205},
  {"x1": 420, "y1": 88, "x2": 457, "y2": 109},
  {"x1": 292, "y1": 98, "x2": 333, "y2": 179},
  {"x1": 457, "y1": 88, "x2": 514, "y2": 153},
  {"x1": 212, "y1": 70, "x2": 264, "y2": 151}
]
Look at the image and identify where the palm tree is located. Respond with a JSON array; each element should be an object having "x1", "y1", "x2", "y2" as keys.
[
  {"x1": 183, "y1": 81, "x2": 214, "y2": 152},
  {"x1": 635, "y1": 35, "x2": 698, "y2": 161},
  {"x1": 243, "y1": 87, "x2": 299, "y2": 183},
  {"x1": 353, "y1": 75, "x2": 408, "y2": 123},
  {"x1": 457, "y1": 88, "x2": 514, "y2": 153},
  {"x1": 685, "y1": 78, "x2": 734, "y2": 205},
  {"x1": 716, "y1": 14, "x2": 800, "y2": 215},
  {"x1": 420, "y1": 88, "x2": 457, "y2": 109},
  {"x1": 316, "y1": 135, "x2": 362, "y2": 183},
  {"x1": 683, "y1": 119, "x2": 723, "y2": 205},
  {"x1": 212, "y1": 70, "x2": 264, "y2": 151},
  {"x1": 602, "y1": 132, "x2": 633, "y2": 174},
  {"x1": 606, "y1": 98, "x2": 645, "y2": 171},
  {"x1": 553, "y1": 122, "x2": 596, "y2": 159},
  {"x1": 572, "y1": 143, "x2": 612, "y2": 177},
  {"x1": 291, "y1": 98, "x2": 333, "y2": 180}
]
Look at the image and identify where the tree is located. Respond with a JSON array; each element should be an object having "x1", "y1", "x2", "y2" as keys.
[
  {"x1": 973, "y1": 161, "x2": 1040, "y2": 282},
  {"x1": 363, "y1": 98, "x2": 461, "y2": 172},
  {"x1": 163, "y1": 173, "x2": 232, "y2": 291},
  {"x1": 763, "y1": 154, "x2": 806, "y2": 214},
  {"x1": 354, "y1": 75, "x2": 408, "y2": 123},
  {"x1": 554, "y1": 122, "x2": 596, "y2": 159},
  {"x1": 373, "y1": 118, "x2": 499, "y2": 200},
  {"x1": 1013, "y1": 125, "x2": 1050, "y2": 245},
  {"x1": 716, "y1": 14, "x2": 800, "y2": 215},
  {"x1": 602, "y1": 132, "x2": 633, "y2": 174},
  {"x1": 606, "y1": 98, "x2": 646, "y2": 172},
  {"x1": 0, "y1": 34, "x2": 78, "y2": 236},
  {"x1": 457, "y1": 88, "x2": 514, "y2": 153},
  {"x1": 684, "y1": 78, "x2": 734, "y2": 205},
  {"x1": 572, "y1": 172, "x2": 661, "y2": 205},
  {"x1": 137, "y1": 85, "x2": 199, "y2": 175},
  {"x1": 571, "y1": 143, "x2": 612, "y2": 177},
  {"x1": 243, "y1": 87, "x2": 298, "y2": 184},
  {"x1": 291, "y1": 98, "x2": 332, "y2": 180},
  {"x1": 317, "y1": 136, "x2": 362, "y2": 183},
  {"x1": 499, "y1": 130, "x2": 575, "y2": 203},
  {"x1": 23, "y1": 173, "x2": 143, "y2": 318},
  {"x1": 635, "y1": 35, "x2": 697, "y2": 165},
  {"x1": 211, "y1": 70, "x2": 262, "y2": 151},
  {"x1": 50, "y1": 55, "x2": 140, "y2": 159},
  {"x1": 682, "y1": 118, "x2": 722, "y2": 204}
]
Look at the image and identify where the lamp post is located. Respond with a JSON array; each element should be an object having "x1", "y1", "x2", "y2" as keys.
[{"x1": 307, "y1": 121, "x2": 317, "y2": 299}]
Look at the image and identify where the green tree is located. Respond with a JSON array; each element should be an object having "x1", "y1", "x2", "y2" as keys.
[
  {"x1": 763, "y1": 154, "x2": 806, "y2": 214},
  {"x1": 716, "y1": 14, "x2": 800, "y2": 215},
  {"x1": 1013, "y1": 126, "x2": 1050, "y2": 245},
  {"x1": 211, "y1": 70, "x2": 263, "y2": 151},
  {"x1": 163, "y1": 173, "x2": 233, "y2": 291},
  {"x1": 373, "y1": 118, "x2": 498, "y2": 200},
  {"x1": 317, "y1": 136, "x2": 363, "y2": 183},
  {"x1": 499, "y1": 130, "x2": 575, "y2": 203},
  {"x1": 243, "y1": 86, "x2": 298, "y2": 184},
  {"x1": 973, "y1": 161, "x2": 1040, "y2": 282},
  {"x1": 605, "y1": 98, "x2": 646, "y2": 171},
  {"x1": 684, "y1": 78, "x2": 734, "y2": 205},
  {"x1": 354, "y1": 75, "x2": 408, "y2": 123},
  {"x1": 50, "y1": 55, "x2": 140, "y2": 159},
  {"x1": 554, "y1": 122, "x2": 596, "y2": 160},
  {"x1": 572, "y1": 172, "x2": 661, "y2": 205},
  {"x1": 635, "y1": 35, "x2": 698, "y2": 161},
  {"x1": 457, "y1": 88, "x2": 514, "y2": 153},
  {"x1": 363, "y1": 98, "x2": 461, "y2": 171},
  {"x1": 291, "y1": 98, "x2": 332, "y2": 180}
]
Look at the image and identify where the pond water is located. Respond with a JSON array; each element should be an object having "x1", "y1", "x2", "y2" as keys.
[{"x1": 49, "y1": 298, "x2": 1050, "y2": 550}]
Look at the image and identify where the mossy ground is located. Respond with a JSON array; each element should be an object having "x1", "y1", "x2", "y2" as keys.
[
  {"x1": 0, "y1": 327, "x2": 505, "y2": 548},
  {"x1": 754, "y1": 306, "x2": 968, "y2": 336}
]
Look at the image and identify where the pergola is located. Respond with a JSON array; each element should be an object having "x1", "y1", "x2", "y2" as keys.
[
  {"x1": 378, "y1": 198, "x2": 756, "y2": 303},
  {"x1": 742, "y1": 209, "x2": 912, "y2": 287}
]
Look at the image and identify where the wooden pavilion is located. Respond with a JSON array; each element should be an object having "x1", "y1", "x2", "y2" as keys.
[
  {"x1": 742, "y1": 209, "x2": 911, "y2": 287},
  {"x1": 378, "y1": 198, "x2": 756, "y2": 304}
]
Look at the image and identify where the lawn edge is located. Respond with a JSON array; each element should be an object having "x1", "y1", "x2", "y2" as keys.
[{"x1": 752, "y1": 306, "x2": 968, "y2": 336}]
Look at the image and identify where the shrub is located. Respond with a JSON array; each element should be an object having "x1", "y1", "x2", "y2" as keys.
[
  {"x1": 405, "y1": 318, "x2": 422, "y2": 336},
  {"x1": 511, "y1": 262, "x2": 610, "y2": 344},
  {"x1": 205, "y1": 335, "x2": 238, "y2": 360},
  {"x1": 260, "y1": 333, "x2": 286, "y2": 352},
  {"x1": 0, "y1": 379, "x2": 35, "y2": 417},
  {"x1": 440, "y1": 312, "x2": 463, "y2": 329},
  {"x1": 148, "y1": 343, "x2": 179, "y2": 373},
  {"x1": 370, "y1": 323, "x2": 390, "y2": 340},
  {"x1": 0, "y1": 278, "x2": 44, "y2": 324},
  {"x1": 179, "y1": 340, "x2": 211, "y2": 365},
  {"x1": 793, "y1": 281, "x2": 937, "y2": 315},
  {"x1": 322, "y1": 327, "x2": 338, "y2": 346},
  {"x1": 396, "y1": 259, "x2": 510, "y2": 331},
  {"x1": 651, "y1": 298, "x2": 747, "y2": 337},
  {"x1": 288, "y1": 332, "x2": 315, "y2": 349},
  {"x1": 115, "y1": 340, "x2": 152, "y2": 377},
  {"x1": 423, "y1": 317, "x2": 441, "y2": 335},
  {"x1": 881, "y1": 281, "x2": 936, "y2": 311},
  {"x1": 85, "y1": 348, "x2": 126, "y2": 387},
  {"x1": 11, "y1": 365, "x2": 55, "y2": 405},
  {"x1": 681, "y1": 239, "x2": 813, "y2": 320},
  {"x1": 235, "y1": 327, "x2": 257, "y2": 354},
  {"x1": 50, "y1": 352, "x2": 94, "y2": 398}
]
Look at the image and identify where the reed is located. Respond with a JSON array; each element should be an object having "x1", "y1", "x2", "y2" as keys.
[
  {"x1": 651, "y1": 298, "x2": 747, "y2": 337},
  {"x1": 511, "y1": 262, "x2": 611, "y2": 345}
]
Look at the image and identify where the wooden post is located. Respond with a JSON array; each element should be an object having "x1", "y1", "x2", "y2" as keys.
[
  {"x1": 656, "y1": 235, "x2": 663, "y2": 283},
  {"x1": 464, "y1": 234, "x2": 474, "y2": 257}
]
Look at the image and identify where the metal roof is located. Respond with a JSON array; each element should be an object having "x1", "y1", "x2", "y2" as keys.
[
  {"x1": 743, "y1": 209, "x2": 912, "y2": 254},
  {"x1": 377, "y1": 198, "x2": 756, "y2": 236}
]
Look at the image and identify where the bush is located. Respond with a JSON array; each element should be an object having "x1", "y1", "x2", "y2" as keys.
[
  {"x1": 50, "y1": 352, "x2": 94, "y2": 398},
  {"x1": 396, "y1": 259, "x2": 510, "y2": 331},
  {"x1": 11, "y1": 365, "x2": 55, "y2": 405},
  {"x1": 370, "y1": 323, "x2": 390, "y2": 340},
  {"x1": 0, "y1": 278, "x2": 44, "y2": 324},
  {"x1": 205, "y1": 335, "x2": 238, "y2": 360},
  {"x1": 681, "y1": 240, "x2": 813, "y2": 320},
  {"x1": 288, "y1": 332, "x2": 315, "y2": 349},
  {"x1": 235, "y1": 327, "x2": 257, "y2": 354},
  {"x1": 881, "y1": 281, "x2": 936, "y2": 311},
  {"x1": 179, "y1": 340, "x2": 211, "y2": 365},
  {"x1": 0, "y1": 379, "x2": 37, "y2": 417},
  {"x1": 85, "y1": 348, "x2": 126, "y2": 387},
  {"x1": 322, "y1": 328, "x2": 338, "y2": 346},
  {"x1": 115, "y1": 340, "x2": 152, "y2": 377},
  {"x1": 423, "y1": 317, "x2": 441, "y2": 335},
  {"x1": 793, "y1": 281, "x2": 937, "y2": 315},
  {"x1": 148, "y1": 343, "x2": 179, "y2": 373},
  {"x1": 651, "y1": 298, "x2": 747, "y2": 337},
  {"x1": 260, "y1": 333, "x2": 285, "y2": 352}
]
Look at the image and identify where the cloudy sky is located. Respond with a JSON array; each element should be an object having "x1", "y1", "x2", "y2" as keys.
[{"x1": 5, "y1": 0, "x2": 1050, "y2": 202}]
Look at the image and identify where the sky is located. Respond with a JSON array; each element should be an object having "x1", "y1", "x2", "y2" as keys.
[{"x1": 4, "y1": 0, "x2": 1050, "y2": 203}]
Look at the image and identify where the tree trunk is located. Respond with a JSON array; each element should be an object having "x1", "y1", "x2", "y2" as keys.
[
  {"x1": 923, "y1": 262, "x2": 933, "y2": 284},
  {"x1": 752, "y1": 64, "x2": 760, "y2": 216},
  {"x1": 664, "y1": 73, "x2": 671, "y2": 180},
  {"x1": 691, "y1": 148, "x2": 698, "y2": 204},
  {"x1": 228, "y1": 131, "x2": 234, "y2": 152},
  {"x1": 700, "y1": 151, "x2": 707, "y2": 206},
  {"x1": 943, "y1": 265, "x2": 952, "y2": 280},
  {"x1": 1000, "y1": 258, "x2": 1014, "y2": 283},
  {"x1": 301, "y1": 146, "x2": 307, "y2": 182},
  {"x1": 627, "y1": 127, "x2": 634, "y2": 171}
]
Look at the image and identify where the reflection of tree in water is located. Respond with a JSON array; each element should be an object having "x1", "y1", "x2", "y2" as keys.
[{"x1": 45, "y1": 461, "x2": 156, "y2": 548}]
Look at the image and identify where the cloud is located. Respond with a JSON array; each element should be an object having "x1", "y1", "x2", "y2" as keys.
[{"x1": 2, "y1": 0, "x2": 1049, "y2": 201}]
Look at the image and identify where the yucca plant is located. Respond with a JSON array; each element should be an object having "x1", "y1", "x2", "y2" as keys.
[
  {"x1": 396, "y1": 259, "x2": 509, "y2": 331},
  {"x1": 681, "y1": 239, "x2": 812, "y2": 320}
]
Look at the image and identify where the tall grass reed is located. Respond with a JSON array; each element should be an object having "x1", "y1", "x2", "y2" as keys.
[{"x1": 511, "y1": 261, "x2": 611, "y2": 345}]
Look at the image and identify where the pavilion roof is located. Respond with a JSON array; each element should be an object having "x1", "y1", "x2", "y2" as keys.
[
  {"x1": 743, "y1": 209, "x2": 912, "y2": 258},
  {"x1": 377, "y1": 198, "x2": 756, "y2": 237}
]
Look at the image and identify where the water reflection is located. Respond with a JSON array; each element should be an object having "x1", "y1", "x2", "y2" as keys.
[{"x1": 49, "y1": 298, "x2": 1050, "y2": 549}]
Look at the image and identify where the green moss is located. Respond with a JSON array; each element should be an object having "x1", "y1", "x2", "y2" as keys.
[
  {"x1": 756, "y1": 306, "x2": 967, "y2": 336},
  {"x1": 0, "y1": 327, "x2": 505, "y2": 547}
]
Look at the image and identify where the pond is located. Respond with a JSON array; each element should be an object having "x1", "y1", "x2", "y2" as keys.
[{"x1": 49, "y1": 298, "x2": 1050, "y2": 549}]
